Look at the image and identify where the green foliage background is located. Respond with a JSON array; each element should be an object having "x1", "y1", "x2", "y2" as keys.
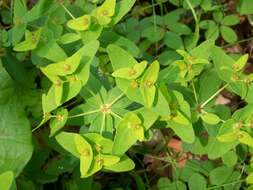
[{"x1": 0, "y1": 0, "x2": 253, "y2": 189}]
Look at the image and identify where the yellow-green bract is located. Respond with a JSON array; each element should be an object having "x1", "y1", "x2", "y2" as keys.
[{"x1": 140, "y1": 61, "x2": 160, "y2": 107}]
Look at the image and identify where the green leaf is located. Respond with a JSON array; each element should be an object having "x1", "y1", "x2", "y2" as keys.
[
  {"x1": 220, "y1": 26, "x2": 237, "y2": 43},
  {"x1": 112, "y1": 61, "x2": 147, "y2": 80},
  {"x1": 112, "y1": 113, "x2": 144, "y2": 156},
  {"x1": 0, "y1": 96, "x2": 33, "y2": 176},
  {"x1": 211, "y1": 46, "x2": 235, "y2": 82},
  {"x1": 55, "y1": 132, "x2": 80, "y2": 158},
  {"x1": 67, "y1": 15, "x2": 91, "y2": 31},
  {"x1": 35, "y1": 29, "x2": 67, "y2": 62},
  {"x1": 59, "y1": 33, "x2": 81, "y2": 44},
  {"x1": 140, "y1": 61, "x2": 160, "y2": 107},
  {"x1": 209, "y1": 166, "x2": 233, "y2": 185},
  {"x1": 221, "y1": 15, "x2": 240, "y2": 26},
  {"x1": 167, "y1": 91, "x2": 195, "y2": 143},
  {"x1": 44, "y1": 53, "x2": 81, "y2": 76},
  {"x1": 163, "y1": 31, "x2": 184, "y2": 50},
  {"x1": 198, "y1": 70, "x2": 222, "y2": 106},
  {"x1": 208, "y1": 136, "x2": 238, "y2": 159},
  {"x1": 0, "y1": 171, "x2": 14, "y2": 190},
  {"x1": 107, "y1": 44, "x2": 137, "y2": 70},
  {"x1": 188, "y1": 173, "x2": 206, "y2": 190},
  {"x1": 45, "y1": 156, "x2": 79, "y2": 175},
  {"x1": 133, "y1": 107, "x2": 158, "y2": 130},
  {"x1": 142, "y1": 26, "x2": 165, "y2": 42},
  {"x1": 13, "y1": 28, "x2": 42, "y2": 52},
  {"x1": 221, "y1": 150, "x2": 238, "y2": 167},
  {"x1": 80, "y1": 20, "x2": 103, "y2": 44},
  {"x1": 100, "y1": 31, "x2": 141, "y2": 58},
  {"x1": 237, "y1": 0, "x2": 253, "y2": 15},
  {"x1": 213, "y1": 10, "x2": 223, "y2": 23},
  {"x1": 14, "y1": 0, "x2": 26, "y2": 21},
  {"x1": 205, "y1": 24, "x2": 219, "y2": 40},
  {"x1": 11, "y1": 23, "x2": 27, "y2": 45},
  {"x1": 97, "y1": 0, "x2": 116, "y2": 17},
  {"x1": 167, "y1": 22, "x2": 192, "y2": 35},
  {"x1": 100, "y1": 154, "x2": 120, "y2": 166},
  {"x1": 247, "y1": 172, "x2": 253, "y2": 184},
  {"x1": 201, "y1": 113, "x2": 221, "y2": 125},
  {"x1": 183, "y1": 0, "x2": 201, "y2": 9},
  {"x1": 2, "y1": 53, "x2": 33, "y2": 87},
  {"x1": 61, "y1": 80, "x2": 83, "y2": 104},
  {"x1": 200, "y1": 0, "x2": 212, "y2": 11},
  {"x1": 75, "y1": 40, "x2": 100, "y2": 84},
  {"x1": 21, "y1": 0, "x2": 56, "y2": 23},
  {"x1": 83, "y1": 133, "x2": 114, "y2": 154},
  {"x1": 74, "y1": 134, "x2": 93, "y2": 177},
  {"x1": 103, "y1": 154, "x2": 135, "y2": 172},
  {"x1": 199, "y1": 20, "x2": 216, "y2": 30},
  {"x1": 110, "y1": 0, "x2": 136, "y2": 25},
  {"x1": 54, "y1": 83, "x2": 63, "y2": 106},
  {"x1": 237, "y1": 131, "x2": 253, "y2": 147},
  {"x1": 82, "y1": 155, "x2": 103, "y2": 178},
  {"x1": 233, "y1": 54, "x2": 248, "y2": 71},
  {"x1": 49, "y1": 108, "x2": 68, "y2": 137},
  {"x1": 89, "y1": 113, "x2": 114, "y2": 139}
]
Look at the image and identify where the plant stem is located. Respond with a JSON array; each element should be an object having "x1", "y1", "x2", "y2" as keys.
[
  {"x1": 191, "y1": 80, "x2": 199, "y2": 104},
  {"x1": 10, "y1": 0, "x2": 13, "y2": 25},
  {"x1": 207, "y1": 179, "x2": 245, "y2": 190},
  {"x1": 200, "y1": 83, "x2": 229, "y2": 109},
  {"x1": 222, "y1": 37, "x2": 253, "y2": 48},
  {"x1": 110, "y1": 111, "x2": 123, "y2": 120},
  {"x1": 84, "y1": 86, "x2": 104, "y2": 105},
  {"x1": 108, "y1": 92, "x2": 125, "y2": 107},
  {"x1": 61, "y1": 4, "x2": 75, "y2": 19},
  {"x1": 100, "y1": 113, "x2": 106, "y2": 135},
  {"x1": 185, "y1": 0, "x2": 200, "y2": 49},
  {"x1": 68, "y1": 109, "x2": 101, "y2": 118},
  {"x1": 151, "y1": 0, "x2": 158, "y2": 56}
]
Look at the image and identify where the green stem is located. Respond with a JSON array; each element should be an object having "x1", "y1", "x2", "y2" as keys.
[
  {"x1": 185, "y1": 0, "x2": 200, "y2": 49},
  {"x1": 207, "y1": 179, "x2": 245, "y2": 190},
  {"x1": 100, "y1": 113, "x2": 106, "y2": 135},
  {"x1": 110, "y1": 111, "x2": 123, "y2": 120},
  {"x1": 200, "y1": 83, "x2": 229, "y2": 109},
  {"x1": 222, "y1": 37, "x2": 253, "y2": 48},
  {"x1": 32, "y1": 115, "x2": 53, "y2": 132},
  {"x1": 84, "y1": 86, "x2": 104, "y2": 105},
  {"x1": 108, "y1": 92, "x2": 125, "y2": 107},
  {"x1": 61, "y1": 4, "x2": 75, "y2": 19},
  {"x1": 151, "y1": 0, "x2": 158, "y2": 56},
  {"x1": 191, "y1": 80, "x2": 199, "y2": 104},
  {"x1": 68, "y1": 109, "x2": 101, "y2": 118},
  {"x1": 10, "y1": 0, "x2": 13, "y2": 25}
]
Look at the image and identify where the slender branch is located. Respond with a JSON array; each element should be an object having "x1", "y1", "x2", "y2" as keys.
[
  {"x1": 151, "y1": 0, "x2": 158, "y2": 55},
  {"x1": 110, "y1": 111, "x2": 123, "y2": 120},
  {"x1": 10, "y1": 0, "x2": 13, "y2": 25},
  {"x1": 84, "y1": 86, "x2": 104, "y2": 105},
  {"x1": 68, "y1": 109, "x2": 101, "y2": 118},
  {"x1": 207, "y1": 179, "x2": 245, "y2": 190},
  {"x1": 108, "y1": 92, "x2": 125, "y2": 107},
  {"x1": 32, "y1": 125, "x2": 43, "y2": 133},
  {"x1": 32, "y1": 114, "x2": 53, "y2": 133},
  {"x1": 222, "y1": 37, "x2": 253, "y2": 48},
  {"x1": 100, "y1": 113, "x2": 106, "y2": 135},
  {"x1": 185, "y1": 0, "x2": 200, "y2": 49},
  {"x1": 200, "y1": 84, "x2": 229, "y2": 108},
  {"x1": 61, "y1": 4, "x2": 75, "y2": 19},
  {"x1": 191, "y1": 80, "x2": 199, "y2": 104}
]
